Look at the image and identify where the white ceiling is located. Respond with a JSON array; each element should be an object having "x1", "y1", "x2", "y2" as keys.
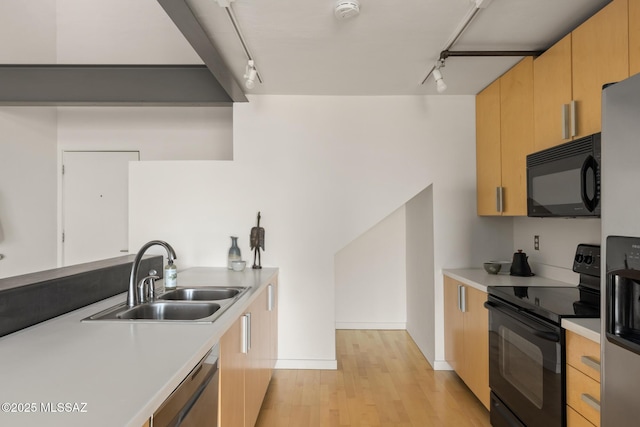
[{"x1": 185, "y1": 0, "x2": 611, "y2": 96}]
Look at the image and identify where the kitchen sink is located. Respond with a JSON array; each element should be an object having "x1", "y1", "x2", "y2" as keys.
[
  {"x1": 159, "y1": 287, "x2": 244, "y2": 301},
  {"x1": 83, "y1": 286, "x2": 249, "y2": 323},
  {"x1": 117, "y1": 301, "x2": 220, "y2": 320}
]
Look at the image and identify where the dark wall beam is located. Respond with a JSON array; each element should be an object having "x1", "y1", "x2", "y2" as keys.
[
  {"x1": 0, "y1": 65, "x2": 233, "y2": 106},
  {"x1": 157, "y1": 0, "x2": 248, "y2": 103}
]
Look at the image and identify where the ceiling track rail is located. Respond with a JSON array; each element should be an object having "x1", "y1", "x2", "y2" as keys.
[{"x1": 224, "y1": 6, "x2": 263, "y2": 84}]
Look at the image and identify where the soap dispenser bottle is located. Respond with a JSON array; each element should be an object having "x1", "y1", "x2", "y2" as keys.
[{"x1": 164, "y1": 259, "x2": 178, "y2": 289}]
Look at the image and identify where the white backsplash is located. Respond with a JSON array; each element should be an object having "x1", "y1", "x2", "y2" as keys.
[{"x1": 513, "y1": 217, "x2": 601, "y2": 283}]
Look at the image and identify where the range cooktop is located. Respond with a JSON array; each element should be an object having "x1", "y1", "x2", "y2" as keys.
[
  {"x1": 488, "y1": 244, "x2": 601, "y2": 325},
  {"x1": 487, "y1": 286, "x2": 599, "y2": 324}
]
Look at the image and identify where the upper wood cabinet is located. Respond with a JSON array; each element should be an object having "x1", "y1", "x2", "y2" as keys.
[
  {"x1": 476, "y1": 79, "x2": 502, "y2": 216},
  {"x1": 572, "y1": 0, "x2": 629, "y2": 138},
  {"x1": 630, "y1": 0, "x2": 640, "y2": 76},
  {"x1": 476, "y1": 57, "x2": 533, "y2": 216},
  {"x1": 533, "y1": 0, "x2": 629, "y2": 150},
  {"x1": 533, "y1": 35, "x2": 573, "y2": 152},
  {"x1": 500, "y1": 57, "x2": 534, "y2": 216}
]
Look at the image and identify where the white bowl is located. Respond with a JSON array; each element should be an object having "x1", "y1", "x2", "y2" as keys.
[{"x1": 231, "y1": 260, "x2": 246, "y2": 271}]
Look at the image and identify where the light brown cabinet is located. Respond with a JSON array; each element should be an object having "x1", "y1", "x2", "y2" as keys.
[
  {"x1": 443, "y1": 275, "x2": 490, "y2": 409},
  {"x1": 476, "y1": 57, "x2": 533, "y2": 216},
  {"x1": 566, "y1": 330, "x2": 601, "y2": 427},
  {"x1": 534, "y1": 0, "x2": 629, "y2": 150},
  {"x1": 219, "y1": 280, "x2": 278, "y2": 427},
  {"x1": 533, "y1": 34, "x2": 573, "y2": 151},
  {"x1": 631, "y1": 0, "x2": 640, "y2": 76}
]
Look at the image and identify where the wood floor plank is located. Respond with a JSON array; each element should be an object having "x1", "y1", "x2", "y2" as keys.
[{"x1": 255, "y1": 330, "x2": 490, "y2": 427}]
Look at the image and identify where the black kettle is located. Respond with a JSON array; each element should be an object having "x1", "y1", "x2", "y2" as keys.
[{"x1": 510, "y1": 250, "x2": 534, "y2": 277}]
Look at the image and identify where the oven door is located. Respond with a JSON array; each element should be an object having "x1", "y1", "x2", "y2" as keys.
[{"x1": 485, "y1": 297, "x2": 564, "y2": 427}]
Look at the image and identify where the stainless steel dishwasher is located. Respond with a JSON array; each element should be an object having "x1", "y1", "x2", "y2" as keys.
[{"x1": 152, "y1": 345, "x2": 219, "y2": 427}]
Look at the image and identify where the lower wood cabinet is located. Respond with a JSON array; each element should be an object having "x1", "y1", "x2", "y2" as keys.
[
  {"x1": 220, "y1": 279, "x2": 278, "y2": 427},
  {"x1": 566, "y1": 330, "x2": 601, "y2": 427},
  {"x1": 443, "y1": 275, "x2": 490, "y2": 409}
]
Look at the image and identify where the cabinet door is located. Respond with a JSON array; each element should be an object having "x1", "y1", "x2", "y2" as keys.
[
  {"x1": 463, "y1": 286, "x2": 490, "y2": 409},
  {"x1": 631, "y1": 0, "x2": 640, "y2": 76},
  {"x1": 572, "y1": 0, "x2": 629, "y2": 138},
  {"x1": 268, "y1": 281, "x2": 278, "y2": 375},
  {"x1": 476, "y1": 79, "x2": 502, "y2": 216},
  {"x1": 245, "y1": 289, "x2": 271, "y2": 427},
  {"x1": 443, "y1": 276, "x2": 464, "y2": 375},
  {"x1": 533, "y1": 34, "x2": 573, "y2": 151},
  {"x1": 500, "y1": 57, "x2": 534, "y2": 216},
  {"x1": 220, "y1": 316, "x2": 246, "y2": 427}
]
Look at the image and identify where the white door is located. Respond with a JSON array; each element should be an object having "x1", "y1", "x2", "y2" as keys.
[{"x1": 62, "y1": 151, "x2": 139, "y2": 266}]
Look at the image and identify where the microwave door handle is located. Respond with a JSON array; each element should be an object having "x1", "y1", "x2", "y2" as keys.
[
  {"x1": 580, "y1": 155, "x2": 599, "y2": 212},
  {"x1": 484, "y1": 301, "x2": 560, "y2": 342}
]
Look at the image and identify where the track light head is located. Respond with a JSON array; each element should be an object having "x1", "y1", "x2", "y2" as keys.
[
  {"x1": 432, "y1": 68, "x2": 447, "y2": 93},
  {"x1": 244, "y1": 60, "x2": 257, "y2": 89}
]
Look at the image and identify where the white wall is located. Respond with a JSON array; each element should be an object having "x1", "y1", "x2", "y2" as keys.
[
  {"x1": 513, "y1": 217, "x2": 601, "y2": 283},
  {"x1": 0, "y1": 108, "x2": 58, "y2": 278},
  {"x1": 0, "y1": 1, "x2": 58, "y2": 279},
  {"x1": 406, "y1": 186, "x2": 435, "y2": 362},
  {"x1": 57, "y1": 107, "x2": 233, "y2": 161},
  {"x1": 56, "y1": 0, "x2": 200, "y2": 64},
  {"x1": 335, "y1": 206, "x2": 407, "y2": 330},
  {"x1": 129, "y1": 94, "x2": 509, "y2": 369}
]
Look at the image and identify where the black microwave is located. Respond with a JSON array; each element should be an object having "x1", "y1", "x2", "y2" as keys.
[{"x1": 526, "y1": 133, "x2": 601, "y2": 217}]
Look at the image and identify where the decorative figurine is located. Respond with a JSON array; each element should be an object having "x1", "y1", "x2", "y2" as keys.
[{"x1": 250, "y1": 211, "x2": 265, "y2": 269}]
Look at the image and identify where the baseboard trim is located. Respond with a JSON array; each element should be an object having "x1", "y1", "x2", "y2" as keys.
[
  {"x1": 432, "y1": 360, "x2": 453, "y2": 371},
  {"x1": 275, "y1": 359, "x2": 338, "y2": 370},
  {"x1": 335, "y1": 322, "x2": 406, "y2": 330}
]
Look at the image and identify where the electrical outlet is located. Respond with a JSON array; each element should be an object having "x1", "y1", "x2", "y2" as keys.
[{"x1": 534, "y1": 235, "x2": 540, "y2": 250}]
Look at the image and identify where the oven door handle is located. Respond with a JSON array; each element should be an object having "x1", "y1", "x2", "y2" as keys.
[{"x1": 484, "y1": 301, "x2": 560, "y2": 342}]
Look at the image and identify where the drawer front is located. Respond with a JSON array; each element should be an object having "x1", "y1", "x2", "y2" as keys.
[
  {"x1": 567, "y1": 405, "x2": 596, "y2": 427},
  {"x1": 567, "y1": 365, "x2": 601, "y2": 427},
  {"x1": 566, "y1": 330, "x2": 601, "y2": 382}
]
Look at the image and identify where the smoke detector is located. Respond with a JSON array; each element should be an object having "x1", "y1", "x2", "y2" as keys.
[{"x1": 334, "y1": 0, "x2": 360, "y2": 20}]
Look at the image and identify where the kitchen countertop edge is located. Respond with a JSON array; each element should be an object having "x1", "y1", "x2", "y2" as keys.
[
  {"x1": 443, "y1": 268, "x2": 575, "y2": 293},
  {"x1": 562, "y1": 318, "x2": 601, "y2": 343}
]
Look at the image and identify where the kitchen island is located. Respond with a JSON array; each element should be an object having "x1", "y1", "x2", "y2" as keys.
[{"x1": 0, "y1": 267, "x2": 278, "y2": 427}]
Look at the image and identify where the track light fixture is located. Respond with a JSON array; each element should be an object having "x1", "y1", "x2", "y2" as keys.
[
  {"x1": 433, "y1": 60, "x2": 447, "y2": 93},
  {"x1": 244, "y1": 60, "x2": 257, "y2": 89}
]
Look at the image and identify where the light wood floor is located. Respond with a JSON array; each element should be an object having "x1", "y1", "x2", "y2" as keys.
[{"x1": 255, "y1": 330, "x2": 491, "y2": 427}]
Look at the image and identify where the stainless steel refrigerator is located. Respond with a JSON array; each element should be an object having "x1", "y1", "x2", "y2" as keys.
[{"x1": 601, "y1": 71, "x2": 640, "y2": 426}]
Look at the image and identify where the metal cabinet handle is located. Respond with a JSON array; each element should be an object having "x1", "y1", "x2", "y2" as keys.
[
  {"x1": 496, "y1": 187, "x2": 504, "y2": 213},
  {"x1": 460, "y1": 286, "x2": 467, "y2": 313},
  {"x1": 268, "y1": 284, "x2": 274, "y2": 312},
  {"x1": 246, "y1": 312, "x2": 252, "y2": 352},
  {"x1": 570, "y1": 100, "x2": 577, "y2": 137},
  {"x1": 580, "y1": 355, "x2": 601, "y2": 371},
  {"x1": 457, "y1": 285, "x2": 462, "y2": 311},
  {"x1": 581, "y1": 393, "x2": 600, "y2": 412},
  {"x1": 241, "y1": 314, "x2": 248, "y2": 354}
]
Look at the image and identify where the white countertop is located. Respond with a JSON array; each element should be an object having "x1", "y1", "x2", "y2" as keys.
[
  {"x1": 562, "y1": 318, "x2": 601, "y2": 343},
  {"x1": 443, "y1": 268, "x2": 576, "y2": 293},
  {"x1": 0, "y1": 267, "x2": 278, "y2": 427}
]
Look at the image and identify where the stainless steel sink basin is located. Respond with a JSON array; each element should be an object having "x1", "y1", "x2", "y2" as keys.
[
  {"x1": 83, "y1": 286, "x2": 249, "y2": 323},
  {"x1": 158, "y1": 287, "x2": 244, "y2": 301},
  {"x1": 117, "y1": 301, "x2": 220, "y2": 320}
]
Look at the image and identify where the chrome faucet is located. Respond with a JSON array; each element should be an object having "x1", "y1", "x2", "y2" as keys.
[{"x1": 127, "y1": 240, "x2": 177, "y2": 307}]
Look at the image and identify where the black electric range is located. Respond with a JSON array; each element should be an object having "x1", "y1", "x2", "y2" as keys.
[
  {"x1": 485, "y1": 244, "x2": 601, "y2": 427},
  {"x1": 488, "y1": 244, "x2": 601, "y2": 325}
]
